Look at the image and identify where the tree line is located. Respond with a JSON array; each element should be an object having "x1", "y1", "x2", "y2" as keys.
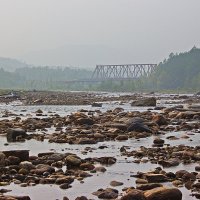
[{"x1": 0, "y1": 47, "x2": 200, "y2": 92}]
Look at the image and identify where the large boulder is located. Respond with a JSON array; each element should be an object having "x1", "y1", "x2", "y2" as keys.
[
  {"x1": 144, "y1": 187, "x2": 182, "y2": 200},
  {"x1": 131, "y1": 97, "x2": 156, "y2": 107},
  {"x1": 7, "y1": 128, "x2": 27, "y2": 142},
  {"x1": 127, "y1": 118, "x2": 152, "y2": 133},
  {"x1": 65, "y1": 155, "x2": 82, "y2": 168},
  {"x1": 3, "y1": 150, "x2": 29, "y2": 161}
]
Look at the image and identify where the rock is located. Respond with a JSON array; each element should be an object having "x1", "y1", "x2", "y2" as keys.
[
  {"x1": 65, "y1": 155, "x2": 81, "y2": 167},
  {"x1": 110, "y1": 180, "x2": 123, "y2": 187},
  {"x1": 144, "y1": 174, "x2": 167, "y2": 183},
  {"x1": 172, "y1": 180, "x2": 183, "y2": 187},
  {"x1": 18, "y1": 168, "x2": 29, "y2": 175},
  {"x1": 80, "y1": 163, "x2": 95, "y2": 171},
  {"x1": 46, "y1": 153, "x2": 65, "y2": 162},
  {"x1": 55, "y1": 176, "x2": 74, "y2": 185},
  {"x1": 127, "y1": 118, "x2": 151, "y2": 133},
  {"x1": 98, "y1": 190, "x2": 118, "y2": 199},
  {"x1": 99, "y1": 157, "x2": 116, "y2": 165},
  {"x1": 3, "y1": 150, "x2": 29, "y2": 161},
  {"x1": 120, "y1": 189, "x2": 146, "y2": 200},
  {"x1": 95, "y1": 166, "x2": 107, "y2": 172},
  {"x1": 0, "y1": 189, "x2": 12, "y2": 193},
  {"x1": 7, "y1": 128, "x2": 27, "y2": 142},
  {"x1": 136, "y1": 183, "x2": 163, "y2": 191},
  {"x1": 158, "y1": 158, "x2": 180, "y2": 167},
  {"x1": 7, "y1": 156, "x2": 21, "y2": 165},
  {"x1": 19, "y1": 161, "x2": 35, "y2": 171},
  {"x1": 38, "y1": 152, "x2": 55, "y2": 157},
  {"x1": 77, "y1": 138, "x2": 96, "y2": 144},
  {"x1": 175, "y1": 170, "x2": 189, "y2": 178},
  {"x1": 116, "y1": 135, "x2": 128, "y2": 141},
  {"x1": 153, "y1": 138, "x2": 164, "y2": 145},
  {"x1": 79, "y1": 171, "x2": 92, "y2": 178},
  {"x1": 108, "y1": 123, "x2": 127, "y2": 131},
  {"x1": 76, "y1": 118, "x2": 94, "y2": 125},
  {"x1": 93, "y1": 188, "x2": 118, "y2": 199},
  {"x1": 33, "y1": 164, "x2": 55, "y2": 175},
  {"x1": 131, "y1": 97, "x2": 156, "y2": 107},
  {"x1": 59, "y1": 183, "x2": 71, "y2": 189},
  {"x1": 195, "y1": 166, "x2": 200, "y2": 171},
  {"x1": 93, "y1": 133, "x2": 104, "y2": 139},
  {"x1": 0, "y1": 152, "x2": 6, "y2": 166},
  {"x1": 36, "y1": 109, "x2": 43, "y2": 113},
  {"x1": 144, "y1": 187, "x2": 182, "y2": 200},
  {"x1": 181, "y1": 172, "x2": 196, "y2": 182},
  {"x1": 0, "y1": 196, "x2": 31, "y2": 200},
  {"x1": 136, "y1": 179, "x2": 148, "y2": 184},
  {"x1": 20, "y1": 183, "x2": 28, "y2": 187},
  {"x1": 152, "y1": 115, "x2": 168, "y2": 126},
  {"x1": 75, "y1": 197, "x2": 88, "y2": 200},
  {"x1": 92, "y1": 102, "x2": 102, "y2": 107}
]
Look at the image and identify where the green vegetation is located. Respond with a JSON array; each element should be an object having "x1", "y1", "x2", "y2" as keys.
[
  {"x1": 147, "y1": 46, "x2": 200, "y2": 91},
  {"x1": 0, "y1": 47, "x2": 200, "y2": 92},
  {"x1": 0, "y1": 66, "x2": 92, "y2": 90}
]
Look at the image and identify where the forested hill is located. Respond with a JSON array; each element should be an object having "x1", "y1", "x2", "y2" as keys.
[
  {"x1": 150, "y1": 47, "x2": 200, "y2": 90},
  {"x1": 0, "y1": 57, "x2": 29, "y2": 72},
  {"x1": 0, "y1": 66, "x2": 93, "y2": 90}
]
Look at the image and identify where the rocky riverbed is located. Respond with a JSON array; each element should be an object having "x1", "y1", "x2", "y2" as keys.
[{"x1": 0, "y1": 91, "x2": 200, "y2": 199}]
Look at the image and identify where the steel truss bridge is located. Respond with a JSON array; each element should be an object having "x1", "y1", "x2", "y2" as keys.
[
  {"x1": 63, "y1": 64, "x2": 157, "y2": 83},
  {"x1": 92, "y1": 64, "x2": 157, "y2": 80}
]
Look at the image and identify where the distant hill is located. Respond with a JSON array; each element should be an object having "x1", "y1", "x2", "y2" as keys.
[
  {"x1": 0, "y1": 57, "x2": 29, "y2": 72},
  {"x1": 147, "y1": 46, "x2": 200, "y2": 91}
]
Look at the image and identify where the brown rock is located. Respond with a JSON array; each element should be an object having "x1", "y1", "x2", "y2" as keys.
[
  {"x1": 152, "y1": 115, "x2": 168, "y2": 126},
  {"x1": 65, "y1": 155, "x2": 81, "y2": 167},
  {"x1": 7, "y1": 156, "x2": 20, "y2": 165},
  {"x1": 110, "y1": 180, "x2": 124, "y2": 187},
  {"x1": 7, "y1": 128, "x2": 27, "y2": 142},
  {"x1": 136, "y1": 183, "x2": 163, "y2": 191},
  {"x1": 116, "y1": 135, "x2": 128, "y2": 141},
  {"x1": 144, "y1": 174, "x2": 167, "y2": 183},
  {"x1": 3, "y1": 150, "x2": 29, "y2": 161},
  {"x1": 131, "y1": 97, "x2": 156, "y2": 107},
  {"x1": 120, "y1": 189, "x2": 146, "y2": 200},
  {"x1": 75, "y1": 197, "x2": 88, "y2": 200},
  {"x1": 144, "y1": 187, "x2": 182, "y2": 200}
]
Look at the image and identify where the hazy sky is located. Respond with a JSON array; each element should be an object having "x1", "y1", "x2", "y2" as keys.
[{"x1": 0, "y1": 0, "x2": 200, "y2": 66}]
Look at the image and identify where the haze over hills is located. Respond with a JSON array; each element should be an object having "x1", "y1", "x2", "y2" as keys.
[
  {"x1": 19, "y1": 44, "x2": 139, "y2": 68},
  {"x1": 0, "y1": 57, "x2": 29, "y2": 72}
]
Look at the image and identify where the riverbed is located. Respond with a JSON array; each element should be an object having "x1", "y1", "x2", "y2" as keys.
[{"x1": 0, "y1": 92, "x2": 199, "y2": 200}]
